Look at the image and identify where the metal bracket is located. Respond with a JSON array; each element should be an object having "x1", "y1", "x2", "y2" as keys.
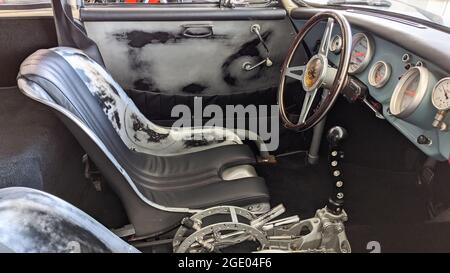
[
  {"x1": 432, "y1": 110, "x2": 449, "y2": 131},
  {"x1": 173, "y1": 204, "x2": 351, "y2": 253},
  {"x1": 363, "y1": 97, "x2": 385, "y2": 119},
  {"x1": 82, "y1": 154, "x2": 102, "y2": 192}
]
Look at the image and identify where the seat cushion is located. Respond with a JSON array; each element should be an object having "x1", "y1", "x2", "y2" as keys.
[{"x1": 130, "y1": 144, "x2": 269, "y2": 208}]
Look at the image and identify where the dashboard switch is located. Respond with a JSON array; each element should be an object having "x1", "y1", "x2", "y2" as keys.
[
  {"x1": 342, "y1": 76, "x2": 367, "y2": 102},
  {"x1": 417, "y1": 135, "x2": 432, "y2": 145},
  {"x1": 402, "y1": 53, "x2": 411, "y2": 63}
]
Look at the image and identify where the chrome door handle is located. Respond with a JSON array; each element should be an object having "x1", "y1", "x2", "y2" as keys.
[{"x1": 181, "y1": 24, "x2": 214, "y2": 38}]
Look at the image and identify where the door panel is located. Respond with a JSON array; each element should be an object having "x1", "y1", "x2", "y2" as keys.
[
  {"x1": 81, "y1": 7, "x2": 296, "y2": 120},
  {"x1": 85, "y1": 18, "x2": 295, "y2": 95}
]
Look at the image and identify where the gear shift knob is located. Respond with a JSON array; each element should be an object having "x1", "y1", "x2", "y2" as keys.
[{"x1": 327, "y1": 126, "x2": 348, "y2": 146}]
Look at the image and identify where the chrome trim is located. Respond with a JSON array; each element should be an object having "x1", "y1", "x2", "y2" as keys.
[
  {"x1": 431, "y1": 77, "x2": 450, "y2": 111},
  {"x1": 389, "y1": 66, "x2": 430, "y2": 118},
  {"x1": 349, "y1": 32, "x2": 375, "y2": 75},
  {"x1": 402, "y1": 53, "x2": 411, "y2": 63},
  {"x1": 330, "y1": 34, "x2": 342, "y2": 54},
  {"x1": 368, "y1": 61, "x2": 391, "y2": 89}
]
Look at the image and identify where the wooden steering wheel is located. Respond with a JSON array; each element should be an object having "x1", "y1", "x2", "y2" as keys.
[{"x1": 278, "y1": 11, "x2": 352, "y2": 131}]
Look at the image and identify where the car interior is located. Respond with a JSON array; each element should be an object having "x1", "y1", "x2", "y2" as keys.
[{"x1": 0, "y1": 0, "x2": 449, "y2": 253}]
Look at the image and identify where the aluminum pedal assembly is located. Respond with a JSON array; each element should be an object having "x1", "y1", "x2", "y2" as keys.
[{"x1": 172, "y1": 204, "x2": 351, "y2": 253}]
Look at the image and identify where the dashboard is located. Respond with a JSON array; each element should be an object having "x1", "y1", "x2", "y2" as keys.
[{"x1": 293, "y1": 15, "x2": 450, "y2": 161}]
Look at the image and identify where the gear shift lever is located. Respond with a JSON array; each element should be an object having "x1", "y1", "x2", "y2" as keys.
[
  {"x1": 327, "y1": 126, "x2": 348, "y2": 147},
  {"x1": 326, "y1": 126, "x2": 348, "y2": 215}
]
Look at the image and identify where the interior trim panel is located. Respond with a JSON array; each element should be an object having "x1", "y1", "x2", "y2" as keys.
[{"x1": 80, "y1": 7, "x2": 287, "y2": 21}]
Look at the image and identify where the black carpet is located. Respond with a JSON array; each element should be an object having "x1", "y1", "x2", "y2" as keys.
[
  {"x1": 259, "y1": 96, "x2": 450, "y2": 252},
  {"x1": 347, "y1": 222, "x2": 450, "y2": 253},
  {"x1": 0, "y1": 86, "x2": 128, "y2": 229},
  {"x1": 257, "y1": 151, "x2": 450, "y2": 252},
  {"x1": 257, "y1": 152, "x2": 332, "y2": 218}
]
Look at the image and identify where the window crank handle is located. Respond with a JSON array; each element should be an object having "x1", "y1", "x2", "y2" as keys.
[
  {"x1": 242, "y1": 58, "x2": 273, "y2": 71},
  {"x1": 242, "y1": 24, "x2": 273, "y2": 71}
]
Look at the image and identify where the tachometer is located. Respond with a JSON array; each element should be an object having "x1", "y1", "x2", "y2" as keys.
[
  {"x1": 390, "y1": 66, "x2": 430, "y2": 118},
  {"x1": 432, "y1": 77, "x2": 450, "y2": 111},
  {"x1": 349, "y1": 33, "x2": 375, "y2": 74},
  {"x1": 368, "y1": 61, "x2": 391, "y2": 88}
]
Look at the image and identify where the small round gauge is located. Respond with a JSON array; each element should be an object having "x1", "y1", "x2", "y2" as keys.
[
  {"x1": 368, "y1": 61, "x2": 391, "y2": 88},
  {"x1": 349, "y1": 33, "x2": 375, "y2": 75},
  {"x1": 330, "y1": 34, "x2": 342, "y2": 54},
  {"x1": 390, "y1": 66, "x2": 430, "y2": 118},
  {"x1": 432, "y1": 77, "x2": 450, "y2": 111}
]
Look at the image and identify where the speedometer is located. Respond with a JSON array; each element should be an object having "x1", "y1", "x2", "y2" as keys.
[
  {"x1": 349, "y1": 33, "x2": 375, "y2": 74},
  {"x1": 390, "y1": 66, "x2": 430, "y2": 118},
  {"x1": 432, "y1": 77, "x2": 450, "y2": 111}
]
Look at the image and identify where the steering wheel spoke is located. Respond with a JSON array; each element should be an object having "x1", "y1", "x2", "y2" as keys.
[
  {"x1": 285, "y1": 65, "x2": 305, "y2": 82},
  {"x1": 298, "y1": 88, "x2": 319, "y2": 125},
  {"x1": 319, "y1": 18, "x2": 335, "y2": 57}
]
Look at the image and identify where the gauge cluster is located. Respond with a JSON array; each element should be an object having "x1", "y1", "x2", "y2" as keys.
[{"x1": 327, "y1": 30, "x2": 449, "y2": 161}]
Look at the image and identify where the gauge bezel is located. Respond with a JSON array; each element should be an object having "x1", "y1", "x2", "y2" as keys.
[
  {"x1": 368, "y1": 61, "x2": 391, "y2": 88},
  {"x1": 431, "y1": 77, "x2": 450, "y2": 111},
  {"x1": 390, "y1": 66, "x2": 430, "y2": 118},
  {"x1": 330, "y1": 34, "x2": 342, "y2": 54},
  {"x1": 349, "y1": 33, "x2": 375, "y2": 75}
]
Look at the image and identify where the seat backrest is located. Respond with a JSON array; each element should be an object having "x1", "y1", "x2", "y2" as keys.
[
  {"x1": 22, "y1": 48, "x2": 176, "y2": 152},
  {"x1": 20, "y1": 48, "x2": 239, "y2": 155}
]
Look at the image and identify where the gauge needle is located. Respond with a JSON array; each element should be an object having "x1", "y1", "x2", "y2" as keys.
[{"x1": 354, "y1": 52, "x2": 365, "y2": 57}]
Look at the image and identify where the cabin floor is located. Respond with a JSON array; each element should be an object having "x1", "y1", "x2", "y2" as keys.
[{"x1": 1, "y1": 86, "x2": 450, "y2": 252}]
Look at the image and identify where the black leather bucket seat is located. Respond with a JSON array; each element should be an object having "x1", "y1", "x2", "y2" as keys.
[{"x1": 17, "y1": 47, "x2": 270, "y2": 238}]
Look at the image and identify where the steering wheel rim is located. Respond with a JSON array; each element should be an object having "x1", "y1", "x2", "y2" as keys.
[{"x1": 278, "y1": 11, "x2": 352, "y2": 131}]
